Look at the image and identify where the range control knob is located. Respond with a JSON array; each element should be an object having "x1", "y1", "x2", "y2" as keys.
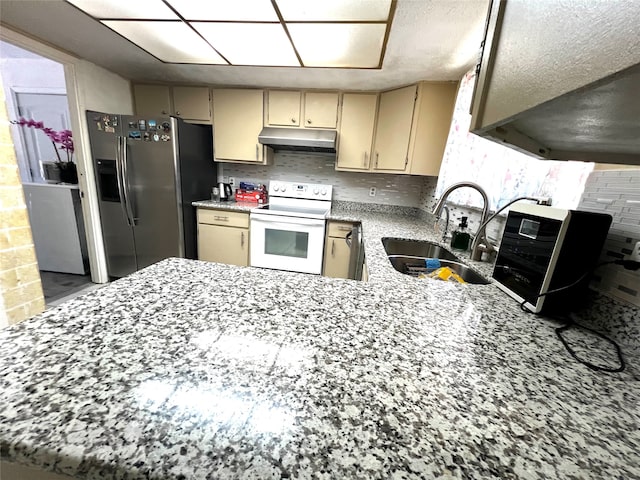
[
  {"x1": 321, "y1": 188, "x2": 327, "y2": 196},
  {"x1": 281, "y1": 184, "x2": 287, "y2": 192},
  {"x1": 313, "y1": 188, "x2": 319, "y2": 195},
  {"x1": 272, "y1": 184, "x2": 280, "y2": 192}
]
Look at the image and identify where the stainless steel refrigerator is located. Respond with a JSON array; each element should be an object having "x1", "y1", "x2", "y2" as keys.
[{"x1": 87, "y1": 111, "x2": 217, "y2": 278}]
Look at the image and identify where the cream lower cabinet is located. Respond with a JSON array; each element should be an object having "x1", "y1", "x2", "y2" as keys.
[
  {"x1": 211, "y1": 89, "x2": 271, "y2": 164},
  {"x1": 197, "y1": 209, "x2": 249, "y2": 267},
  {"x1": 323, "y1": 221, "x2": 355, "y2": 279}
]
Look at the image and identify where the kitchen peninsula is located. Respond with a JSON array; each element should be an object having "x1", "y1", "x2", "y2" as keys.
[{"x1": 1, "y1": 207, "x2": 638, "y2": 480}]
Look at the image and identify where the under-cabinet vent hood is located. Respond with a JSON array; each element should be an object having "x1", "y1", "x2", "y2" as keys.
[{"x1": 258, "y1": 127, "x2": 337, "y2": 154}]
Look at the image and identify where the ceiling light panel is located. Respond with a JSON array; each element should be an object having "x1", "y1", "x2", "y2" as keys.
[
  {"x1": 168, "y1": 0, "x2": 279, "y2": 21},
  {"x1": 276, "y1": 0, "x2": 392, "y2": 21},
  {"x1": 193, "y1": 23, "x2": 300, "y2": 66},
  {"x1": 102, "y1": 21, "x2": 226, "y2": 64},
  {"x1": 288, "y1": 24, "x2": 386, "y2": 68},
  {"x1": 67, "y1": 0, "x2": 179, "y2": 19}
]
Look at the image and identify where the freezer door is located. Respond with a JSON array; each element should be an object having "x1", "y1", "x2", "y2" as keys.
[
  {"x1": 86, "y1": 111, "x2": 137, "y2": 277},
  {"x1": 122, "y1": 116, "x2": 180, "y2": 269}
]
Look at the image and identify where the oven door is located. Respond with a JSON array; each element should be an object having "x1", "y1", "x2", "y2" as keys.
[{"x1": 250, "y1": 213, "x2": 326, "y2": 274}]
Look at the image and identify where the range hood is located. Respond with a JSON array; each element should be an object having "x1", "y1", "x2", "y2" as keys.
[{"x1": 258, "y1": 127, "x2": 337, "y2": 154}]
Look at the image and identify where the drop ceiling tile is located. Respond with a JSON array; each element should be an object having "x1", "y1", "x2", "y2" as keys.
[
  {"x1": 102, "y1": 21, "x2": 226, "y2": 64},
  {"x1": 288, "y1": 23, "x2": 386, "y2": 68},
  {"x1": 168, "y1": 0, "x2": 279, "y2": 21},
  {"x1": 192, "y1": 23, "x2": 300, "y2": 66},
  {"x1": 276, "y1": 0, "x2": 392, "y2": 21},
  {"x1": 68, "y1": 0, "x2": 179, "y2": 20}
]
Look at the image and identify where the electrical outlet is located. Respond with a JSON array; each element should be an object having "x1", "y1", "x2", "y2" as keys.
[
  {"x1": 369, "y1": 187, "x2": 376, "y2": 197},
  {"x1": 629, "y1": 241, "x2": 640, "y2": 262},
  {"x1": 228, "y1": 177, "x2": 235, "y2": 186}
]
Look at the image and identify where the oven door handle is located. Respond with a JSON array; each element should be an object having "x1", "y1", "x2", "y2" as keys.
[{"x1": 251, "y1": 215, "x2": 324, "y2": 227}]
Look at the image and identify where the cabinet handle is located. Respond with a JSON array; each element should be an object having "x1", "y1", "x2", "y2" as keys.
[
  {"x1": 306, "y1": 119, "x2": 312, "y2": 124},
  {"x1": 375, "y1": 152, "x2": 379, "y2": 168},
  {"x1": 241, "y1": 231, "x2": 245, "y2": 248},
  {"x1": 331, "y1": 239, "x2": 335, "y2": 256},
  {"x1": 363, "y1": 151, "x2": 367, "y2": 167},
  {"x1": 404, "y1": 157, "x2": 409, "y2": 168},
  {"x1": 337, "y1": 226, "x2": 352, "y2": 231},
  {"x1": 255, "y1": 144, "x2": 259, "y2": 161},
  {"x1": 213, "y1": 215, "x2": 228, "y2": 221},
  {"x1": 161, "y1": 110, "x2": 167, "y2": 115},
  {"x1": 291, "y1": 118, "x2": 296, "y2": 123},
  {"x1": 176, "y1": 111, "x2": 181, "y2": 116}
]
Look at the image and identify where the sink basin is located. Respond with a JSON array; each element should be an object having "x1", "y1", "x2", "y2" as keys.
[
  {"x1": 387, "y1": 255, "x2": 490, "y2": 285},
  {"x1": 381, "y1": 237, "x2": 459, "y2": 261}
]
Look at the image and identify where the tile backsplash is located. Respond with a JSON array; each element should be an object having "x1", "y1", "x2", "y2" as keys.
[
  {"x1": 222, "y1": 153, "x2": 431, "y2": 208},
  {"x1": 578, "y1": 169, "x2": 640, "y2": 308}
]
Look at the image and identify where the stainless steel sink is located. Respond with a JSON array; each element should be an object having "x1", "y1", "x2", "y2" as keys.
[
  {"x1": 387, "y1": 255, "x2": 490, "y2": 285},
  {"x1": 381, "y1": 237, "x2": 459, "y2": 261}
]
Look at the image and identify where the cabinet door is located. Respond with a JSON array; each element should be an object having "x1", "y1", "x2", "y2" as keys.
[
  {"x1": 134, "y1": 85, "x2": 172, "y2": 116},
  {"x1": 173, "y1": 86, "x2": 211, "y2": 122},
  {"x1": 267, "y1": 90, "x2": 301, "y2": 126},
  {"x1": 198, "y1": 224, "x2": 249, "y2": 266},
  {"x1": 323, "y1": 236, "x2": 351, "y2": 279},
  {"x1": 408, "y1": 82, "x2": 457, "y2": 176},
  {"x1": 304, "y1": 92, "x2": 339, "y2": 128},
  {"x1": 212, "y1": 89, "x2": 264, "y2": 163},
  {"x1": 372, "y1": 85, "x2": 417, "y2": 172},
  {"x1": 337, "y1": 93, "x2": 377, "y2": 170}
]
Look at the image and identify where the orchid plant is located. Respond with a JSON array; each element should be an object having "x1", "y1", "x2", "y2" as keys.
[{"x1": 11, "y1": 117, "x2": 75, "y2": 165}]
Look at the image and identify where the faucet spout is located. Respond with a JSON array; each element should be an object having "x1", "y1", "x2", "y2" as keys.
[{"x1": 432, "y1": 181, "x2": 491, "y2": 260}]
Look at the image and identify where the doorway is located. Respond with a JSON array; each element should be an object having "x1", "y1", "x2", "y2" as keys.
[{"x1": 1, "y1": 40, "x2": 94, "y2": 305}]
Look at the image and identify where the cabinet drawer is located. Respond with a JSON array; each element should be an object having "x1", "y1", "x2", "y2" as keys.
[
  {"x1": 197, "y1": 209, "x2": 249, "y2": 228},
  {"x1": 327, "y1": 221, "x2": 355, "y2": 238}
]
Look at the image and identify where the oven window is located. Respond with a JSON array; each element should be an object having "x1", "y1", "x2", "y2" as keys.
[{"x1": 265, "y1": 229, "x2": 309, "y2": 258}]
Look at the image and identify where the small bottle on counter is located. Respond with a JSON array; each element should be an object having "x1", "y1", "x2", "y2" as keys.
[{"x1": 451, "y1": 216, "x2": 471, "y2": 251}]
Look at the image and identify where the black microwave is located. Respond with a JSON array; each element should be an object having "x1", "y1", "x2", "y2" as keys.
[{"x1": 492, "y1": 204, "x2": 612, "y2": 314}]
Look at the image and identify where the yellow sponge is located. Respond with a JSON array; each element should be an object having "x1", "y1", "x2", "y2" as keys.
[{"x1": 425, "y1": 267, "x2": 466, "y2": 284}]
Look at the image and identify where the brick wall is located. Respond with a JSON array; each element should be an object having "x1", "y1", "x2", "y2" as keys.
[
  {"x1": 0, "y1": 72, "x2": 45, "y2": 327},
  {"x1": 578, "y1": 169, "x2": 640, "y2": 307}
]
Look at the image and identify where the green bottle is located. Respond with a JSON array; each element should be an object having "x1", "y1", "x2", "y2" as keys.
[{"x1": 451, "y1": 216, "x2": 471, "y2": 251}]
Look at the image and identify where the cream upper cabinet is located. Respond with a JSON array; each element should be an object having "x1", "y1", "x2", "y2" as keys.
[
  {"x1": 211, "y1": 88, "x2": 269, "y2": 164},
  {"x1": 407, "y1": 82, "x2": 458, "y2": 176},
  {"x1": 197, "y1": 209, "x2": 249, "y2": 267},
  {"x1": 336, "y1": 93, "x2": 378, "y2": 171},
  {"x1": 304, "y1": 92, "x2": 339, "y2": 128},
  {"x1": 372, "y1": 85, "x2": 418, "y2": 172},
  {"x1": 267, "y1": 90, "x2": 301, "y2": 126},
  {"x1": 134, "y1": 85, "x2": 212, "y2": 123},
  {"x1": 134, "y1": 85, "x2": 172, "y2": 116},
  {"x1": 172, "y1": 86, "x2": 211, "y2": 122}
]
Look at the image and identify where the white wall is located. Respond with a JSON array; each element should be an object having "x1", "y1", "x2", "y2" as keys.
[{"x1": 66, "y1": 59, "x2": 133, "y2": 283}]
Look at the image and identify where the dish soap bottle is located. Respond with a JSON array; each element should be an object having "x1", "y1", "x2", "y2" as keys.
[{"x1": 451, "y1": 216, "x2": 471, "y2": 251}]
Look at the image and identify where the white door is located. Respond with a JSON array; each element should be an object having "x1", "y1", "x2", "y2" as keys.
[{"x1": 15, "y1": 92, "x2": 71, "y2": 183}]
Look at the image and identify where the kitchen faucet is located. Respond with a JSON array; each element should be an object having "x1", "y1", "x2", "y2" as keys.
[{"x1": 432, "y1": 181, "x2": 491, "y2": 261}]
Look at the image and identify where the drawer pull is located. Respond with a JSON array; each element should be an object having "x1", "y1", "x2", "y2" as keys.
[
  {"x1": 337, "y1": 226, "x2": 352, "y2": 231},
  {"x1": 306, "y1": 119, "x2": 312, "y2": 124},
  {"x1": 291, "y1": 118, "x2": 296, "y2": 123},
  {"x1": 214, "y1": 215, "x2": 229, "y2": 221}
]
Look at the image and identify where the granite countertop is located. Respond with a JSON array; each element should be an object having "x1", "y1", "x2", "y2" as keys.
[{"x1": 1, "y1": 204, "x2": 639, "y2": 479}]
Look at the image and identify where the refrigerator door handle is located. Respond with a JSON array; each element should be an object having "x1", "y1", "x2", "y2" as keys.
[
  {"x1": 115, "y1": 136, "x2": 133, "y2": 226},
  {"x1": 120, "y1": 136, "x2": 137, "y2": 225}
]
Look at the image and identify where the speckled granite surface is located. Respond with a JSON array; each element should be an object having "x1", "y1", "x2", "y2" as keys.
[{"x1": 1, "y1": 204, "x2": 639, "y2": 479}]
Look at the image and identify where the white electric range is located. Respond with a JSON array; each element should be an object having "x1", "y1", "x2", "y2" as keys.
[{"x1": 250, "y1": 181, "x2": 333, "y2": 274}]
